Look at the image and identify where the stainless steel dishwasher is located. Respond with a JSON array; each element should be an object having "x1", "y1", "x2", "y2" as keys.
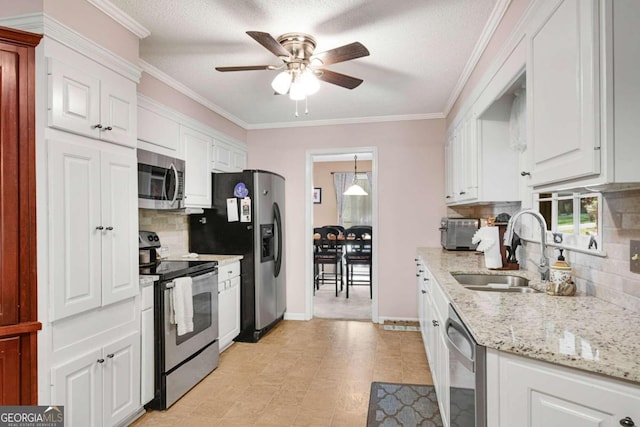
[{"x1": 445, "y1": 304, "x2": 486, "y2": 427}]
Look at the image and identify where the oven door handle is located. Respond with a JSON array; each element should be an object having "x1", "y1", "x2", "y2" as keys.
[
  {"x1": 445, "y1": 318, "x2": 476, "y2": 372},
  {"x1": 164, "y1": 271, "x2": 216, "y2": 289}
]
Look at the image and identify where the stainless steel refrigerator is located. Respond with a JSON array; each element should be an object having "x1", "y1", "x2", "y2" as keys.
[{"x1": 189, "y1": 170, "x2": 285, "y2": 342}]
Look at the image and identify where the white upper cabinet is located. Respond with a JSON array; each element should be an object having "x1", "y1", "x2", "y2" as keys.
[
  {"x1": 48, "y1": 135, "x2": 138, "y2": 321},
  {"x1": 181, "y1": 125, "x2": 213, "y2": 208},
  {"x1": 527, "y1": 0, "x2": 600, "y2": 186},
  {"x1": 137, "y1": 95, "x2": 181, "y2": 158},
  {"x1": 212, "y1": 139, "x2": 247, "y2": 173},
  {"x1": 526, "y1": 0, "x2": 640, "y2": 189},
  {"x1": 48, "y1": 56, "x2": 136, "y2": 148}
]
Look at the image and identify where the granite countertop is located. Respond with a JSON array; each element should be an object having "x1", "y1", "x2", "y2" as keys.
[
  {"x1": 417, "y1": 247, "x2": 640, "y2": 385},
  {"x1": 165, "y1": 254, "x2": 244, "y2": 266}
]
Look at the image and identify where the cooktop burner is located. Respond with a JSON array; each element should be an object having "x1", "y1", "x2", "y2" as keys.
[{"x1": 140, "y1": 260, "x2": 217, "y2": 281}]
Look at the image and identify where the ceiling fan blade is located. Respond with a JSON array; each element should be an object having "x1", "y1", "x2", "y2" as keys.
[
  {"x1": 316, "y1": 69, "x2": 363, "y2": 89},
  {"x1": 246, "y1": 31, "x2": 291, "y2": 58},
  {"x1": 311, "y1": 42, "x2": 369, "y2": 66},
  {"x1": 215, "y1": 65, "x2": 276, "y2": 72}
]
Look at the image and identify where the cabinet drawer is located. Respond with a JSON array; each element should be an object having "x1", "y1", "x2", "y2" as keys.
[{"x1": 217, "y1": 261, "x2": 240, "y2": 282}]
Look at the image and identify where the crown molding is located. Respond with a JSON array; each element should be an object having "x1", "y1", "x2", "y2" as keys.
[
  {"x1": 140, "y1": 59, "x2": 250, "y2": 130},
  {"x1": 0, "y1": 13, "x2": 142, "y2": 83},
  {"x1": 246, "y1": 112, "x2": 445, "y2": 130},
  {"x1": 86, "y1": 0, "x2": 150, "y2": 39},
  {"x1": 443, "y1": 0, "x2": 512, "y2": 117}
]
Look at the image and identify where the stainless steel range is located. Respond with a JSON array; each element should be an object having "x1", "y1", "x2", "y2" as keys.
[{"x1": 139, "y1": 231, "x2": 219, "y2": 409}]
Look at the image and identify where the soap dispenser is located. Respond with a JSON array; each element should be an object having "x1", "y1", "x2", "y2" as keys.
[{"x1": 547, "y1": 248, "x2": 576, "y2": 296}]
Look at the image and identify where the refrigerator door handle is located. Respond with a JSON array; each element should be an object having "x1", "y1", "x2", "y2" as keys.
[{"x1": 274, "y1": 202, "x2": 283, "y2": 277}]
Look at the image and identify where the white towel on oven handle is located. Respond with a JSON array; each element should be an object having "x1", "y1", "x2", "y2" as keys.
[{"x1": 170, "y1": 276, "x2": 194, "y2": 336}]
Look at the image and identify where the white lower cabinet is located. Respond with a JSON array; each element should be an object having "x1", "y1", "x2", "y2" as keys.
[
  {"x1": 487, "y1": 349, "x2": 640, "y2": 427},
  {"x1": 140, "y1": 283, "x2": 155, "y2": 406},
  {"x1": 52, "y1": 332, "x2": 140, "y2": 427},
  {"x1": 416, "y1": 256, "x2": 450, "y2": 425},
  {"x1": 218, "y1": 261, "x2": 241, "y2": 352}
]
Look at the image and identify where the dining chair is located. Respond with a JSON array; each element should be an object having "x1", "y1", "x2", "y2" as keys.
[
  {"x1": 343, "y1": 226, "x2": 372, "y2": 298},
  {"x1": 313, "y1": 226, "x2": 344, "y2": 296}
]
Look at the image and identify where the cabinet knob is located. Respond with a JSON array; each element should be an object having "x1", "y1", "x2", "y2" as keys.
[
  {"x1": 432, "y1": 320, "x2": 439, "y2": 327},
  {"x1": 520, "y1": 171, "x2": 531, "y2": 177},
  {"x1": 97, "y1": 358, "x2": 105, "y2": 364},
  {"x1": 106, "y1": 353, "x2": 114, "y2": 359},
  {"x1": 104, "y1": 126, "x2": 113, "y2": 131},
  {"x1": 416, "y1": 274, "x2": 420, "y2": 277},
  {"x1": 459, "y1": 191, "x2": 466, "y2": 195},
  {"x1": 620, "y1": 417, "x2": 635, "y2": 427},
  {"x1": 106, "y1": 226, "x2": 114, "y2": 231},
  {"x1": 421, "y1": 290, "x2": 426, "y2": 294},
  {"x1": 96, "y1": 226, "x2": 104, "y2": 230},
  {"x1": 445, "y1": 195, "x2": 452, "y2": 199},
  {"x1": 423, "y1": 277, "x2": 429, "y2": 281},
  {"x1": 93, "y1": 124, "x2": 103, "y2": 129}
]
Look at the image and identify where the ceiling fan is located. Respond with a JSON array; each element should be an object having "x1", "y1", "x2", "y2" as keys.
[{"x1": 215, "y1": 31, "x2": 370, "y2": 99}]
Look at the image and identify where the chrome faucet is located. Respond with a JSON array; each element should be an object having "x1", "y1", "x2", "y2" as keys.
[{"x1": 504, "y1": 209, "x2": 550, "y2": 282}]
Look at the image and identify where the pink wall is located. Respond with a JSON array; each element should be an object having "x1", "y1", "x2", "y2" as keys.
[
  {"x1": 247, "y1": 119, "x2": 446, "y2": 319},
  {"x1": 447, "y1": 0, "x2": 532, "y2": 123},
  {"x1": 138, "y1": 73, "x2": 247, "y2": 143}
]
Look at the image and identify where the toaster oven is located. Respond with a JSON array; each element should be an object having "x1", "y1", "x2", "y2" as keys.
[{"x1": 440, "y1": 218, "x2": 480, "y2": 250}]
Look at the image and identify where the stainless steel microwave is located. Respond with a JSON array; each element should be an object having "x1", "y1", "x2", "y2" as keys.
[{"x1": 137, "y1": 149, "x2": 185, "y2": 210}]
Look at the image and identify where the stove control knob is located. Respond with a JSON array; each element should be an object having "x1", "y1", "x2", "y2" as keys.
[{"x1": 147, "y1": 235, "x2": 154, "y2": 241}]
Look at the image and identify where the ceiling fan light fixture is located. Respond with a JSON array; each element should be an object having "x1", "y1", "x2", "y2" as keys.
[
  {"x1": 300, "y1": 69, "x2": 320, "y2": 95},
  {"x1": 271, "y1": 71, "x2": 292, "y2": 94},
  {"x1": 289, "y1": 79, "x2": 306, "y2": 101}
]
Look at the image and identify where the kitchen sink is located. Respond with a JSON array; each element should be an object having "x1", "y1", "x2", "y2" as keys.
[{"x1": 451, "y1": 273, "x2": 541, "y2": 293}]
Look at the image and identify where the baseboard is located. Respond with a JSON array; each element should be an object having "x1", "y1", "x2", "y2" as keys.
[{"x1": 283, "y1": 312, "x2": 307, "y2": 321}]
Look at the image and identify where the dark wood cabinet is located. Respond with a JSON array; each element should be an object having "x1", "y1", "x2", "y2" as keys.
[{"x1": 0, "y1": 26, "x2": 42, "y2": 405}]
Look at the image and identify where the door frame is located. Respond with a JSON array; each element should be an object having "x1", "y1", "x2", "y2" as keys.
[{"x1": 304, "y1": 147, "x2": 379, "y2": 323}]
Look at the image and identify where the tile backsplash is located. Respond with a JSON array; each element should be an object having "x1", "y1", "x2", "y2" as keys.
[{"x1": 138, "y1": 209, "x2": 189, "y2": 256}]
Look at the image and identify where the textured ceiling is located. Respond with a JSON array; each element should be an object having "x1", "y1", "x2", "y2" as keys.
[{"x1": 108, "y1": 0, "x2": 500, "y2": 128}]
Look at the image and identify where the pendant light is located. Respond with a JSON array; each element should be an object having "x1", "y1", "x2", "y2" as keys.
[{"x1": 343, "y1": 155, "x2": 368, "y2": 196}]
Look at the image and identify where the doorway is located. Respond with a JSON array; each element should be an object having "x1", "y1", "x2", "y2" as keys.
[{"x1": 305, "y1": 147, "x2": 378, "y2": 322}]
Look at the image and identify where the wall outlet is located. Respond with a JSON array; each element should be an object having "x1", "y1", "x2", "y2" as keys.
[{"x1": 631, "y1": 240, "x2": 640, "y2": 274}]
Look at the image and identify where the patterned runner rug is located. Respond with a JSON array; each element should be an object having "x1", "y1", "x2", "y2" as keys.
[{"x1": 367, "y1": 382, "x2": 443, "y2": 427}]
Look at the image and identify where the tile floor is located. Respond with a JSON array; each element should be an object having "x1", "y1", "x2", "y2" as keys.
[{"x1": 131, "y1": 319, "x2": 431, "y2": 426}]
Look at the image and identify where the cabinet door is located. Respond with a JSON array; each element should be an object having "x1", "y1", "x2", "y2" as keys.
[
  {"x1": 0, "y1": 336, "x2": 20, "y2": 404},
  {"x1": 48, "y1": 58, "x2": 101, "y2": 140},
  {"x1": 527, "y1": 0, "x2": 600, "y2": 186},
  {"x1": 100, "y1": 150, "x2": 138, "y2": 306},
  {"x1": 0, "y1": 48, "x2": 20, "y2": 326},
  {"x1": 51, "y1": 348, "x2": 103, "y2": 427},
  {"x1": 99, "y1": 77, "x2": 136, "y2": 148},
  {"x1": 212, "y1": 139, "x2": 233, "y2": 172},
  {"x1": 182, "y1": 127, "x2": 212, "y2": 208},
  {"x1": 229, "y1": 276, "x2": 241, "y2": 343},
  {"x1": 48, "y1": 138, "x2": 102, "y2": 320},
  {"x1": 218, "y1": 285, "x2": 233, "y2": 352},
  {"x1": 140, "y1": 308, "x2": 154, "y2": 405},
  {"x1": 103, "y1": 333, "x2": 140, "y2": 427},
  {"x1": 232, "y1": 148, "x2": 247, "y2": 171},
  {"x1": 498, "y1": 353, "x2": 640, "y2": 427}
]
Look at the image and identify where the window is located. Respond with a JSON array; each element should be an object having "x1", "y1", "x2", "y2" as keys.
[
  {"x1": 535, "y1": 192, "x2": 602, "y2": 251},
  {"x1": 333, "y1": 172, "x2": 372, "y2": 228}
]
